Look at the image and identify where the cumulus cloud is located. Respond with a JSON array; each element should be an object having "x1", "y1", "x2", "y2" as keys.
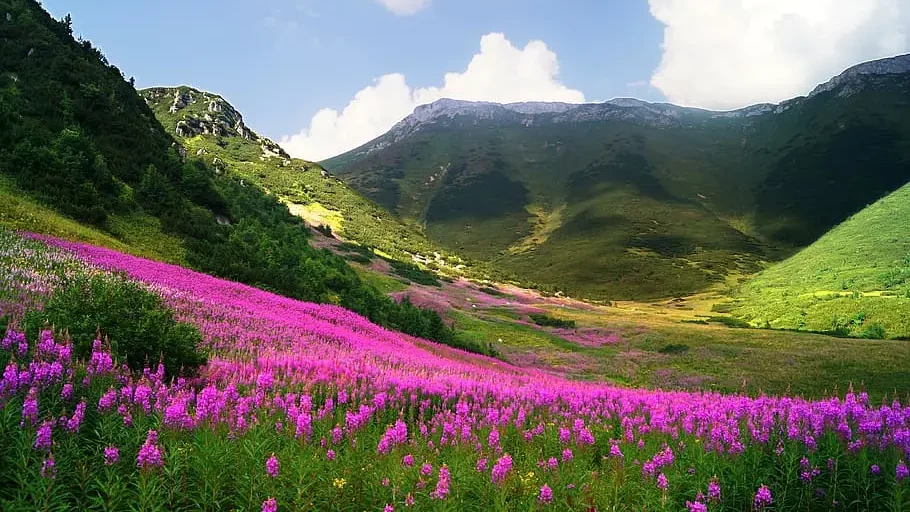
[
  {"x1": 377, "y1": 0, "x2": 430, "y2": 16},
  {"x1": 281, "y1": 33, "x2": 585, "y2": 161},
  {"x1": 648, "y1": 0, "x2": 910, "y2": 110}
]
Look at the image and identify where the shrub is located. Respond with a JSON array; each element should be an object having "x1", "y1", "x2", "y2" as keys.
[
  {"x1": 388, "y1": 259, "x2": 441, "y2": 287},
  {"x1": 708, "y1": 316, "x2": 751, "y2": 328},
  {"x1": 658, "y1": 343, "x2": 690, "y2": 354},
  {"x1": 860, "y1": 324, "x2": 886, "y2": 340},
  {"x1": 23, "y1": 273, "x2": 205, "y2": 377},
  {"x1": 529, "y1": 314, "x2": 576, "y2": 329}
]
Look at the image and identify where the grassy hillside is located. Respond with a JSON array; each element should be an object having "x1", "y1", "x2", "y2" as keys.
[
  {"x1": 0, "y1": 0, "x2": 457, "y2": 345},
  {"x1": 325, "y1": 67, "x2": 910, "y2": 300},
  {"x1": 728, "y1": 183, "x2": 910, "y2": 339},
  {"x1": 140, "y1": 86, "x2": 471, "y2": 274}
]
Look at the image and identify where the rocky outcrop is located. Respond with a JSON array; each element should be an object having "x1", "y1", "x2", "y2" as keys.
[
  {"x1": 169, "y1": 89, "x2": 194, "y2": 113},
  {"x1": 809, "y1": 54, "x2": 910, "y2": 98}
]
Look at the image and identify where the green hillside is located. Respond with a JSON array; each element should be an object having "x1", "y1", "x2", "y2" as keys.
[
  {"x1": 728, "y1": 183, "x2": 910, "y2": 339},
  {"x1": 140, "y1": 86, "x2": 471, "y2": 275},
  {"x1": 325, "y1": 65, "x2": 910, "y2": 300},
  {"x1": 0, "y1": 0, "x2": 455, "y2": 344}
]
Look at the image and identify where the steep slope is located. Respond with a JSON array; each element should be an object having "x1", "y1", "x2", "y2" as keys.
[
  {"x1": 0, "y1": 0, "x2": 455, "y2": 344},
  {"x1": 325, "y1": 55, "x2": 910, "y2": 300},
  {"x1": 141, "y1": 86, "x2": 469, "y2": 273},
  {"x1": 728, "y1": 183, "x2": 910, "y2": 339}
]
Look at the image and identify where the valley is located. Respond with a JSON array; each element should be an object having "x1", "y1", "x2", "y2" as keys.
[{"x1": 1, "y1": 0, "x2": 909, "y2": 510}]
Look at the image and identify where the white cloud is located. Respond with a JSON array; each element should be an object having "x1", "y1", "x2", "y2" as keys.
[
  {"x1": 377, "y1": 0, "x2": 430, "y2": 16},
  {"x1": 648, "y1": 0, "x2": 910, "y2": 110},
  {"x1": 281, "y1": 33, "x2": 585, "y2": 161}
]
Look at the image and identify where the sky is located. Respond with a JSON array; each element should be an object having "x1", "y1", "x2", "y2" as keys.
[{"x1": 43, "y1": 0, "x2": 910, "y2": 161}]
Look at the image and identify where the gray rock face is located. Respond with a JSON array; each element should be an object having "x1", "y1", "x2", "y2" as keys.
[
  {"x1": 169, "y1": 89, "x2": 193, "y2": 113},
  {"x1": 809, "y1": 54, "x2": 910, "y2": 97},
  {"x1": 6, "y1": 12, "x2": 12, "y2": 21}
]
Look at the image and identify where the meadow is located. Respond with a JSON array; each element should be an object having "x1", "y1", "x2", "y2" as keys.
[{"x1": 1, "y1": 230, "x2": 909, "y2": 511}]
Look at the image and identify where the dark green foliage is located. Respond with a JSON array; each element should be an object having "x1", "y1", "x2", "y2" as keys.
[
  {"x1": 529, "y1": 313, "x2": 576, "y2": 329},
  {"x1": 387, "y1": 259, "x2": 441, "y2": 287},
  {"x1": 708, "y1": 316, "x2": 751, "y2": 328},
  {"x1": 22, "y1": 274, "x2": 205, "y2": 376},
  {"x1": 658, "y1": 343, "x2": 689, "y2": 354},
  {"x1": 314, "y1": 224, "x2": 333, "y2": 237}
]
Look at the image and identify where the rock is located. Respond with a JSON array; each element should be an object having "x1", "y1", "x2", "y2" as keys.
[
  {"x1": 168, "y1": 89, "x2": 193, "y2": 114},
  {"x1": 196, "y1": 148, "x2": 207, "y2": 156},
  {"x1": 208, "y1": 100, "x2": 223, "y2": 113},
  {"x1": 173, "y1": 143, "x2": 187, "y2": 163},
  {"x1": 27, "y1": 47, "x2": 34, "y2": 57},
  {"x1": 6, "y1": 12, "x2": 12, "y2": 21},
  {"x1": 212, "y1": 157, "x2": 224, "y2": 170},
  {"x1": 320, "y1": 170, "x2": 327, "y2": 177},
  {"x1": 215, "y1": 215, "x2": 231, "y2": 226},
  {"x1": 175, "y1": 120, "x2": 191, "y2": 137}
]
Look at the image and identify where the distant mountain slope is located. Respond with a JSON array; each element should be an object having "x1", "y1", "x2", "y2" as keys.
[
  {"x1": 141, "y1": 86, "x2": 468, "y2": 273},
  {"x1": 729, "y1": 183, "x2": 910, "y2": 339},
  {"x1": 0, "y1": 0, "x2": 455, "y2": 344},
  {"x1": 324, "y1": 55, "x2": 910, "y2": 300}
]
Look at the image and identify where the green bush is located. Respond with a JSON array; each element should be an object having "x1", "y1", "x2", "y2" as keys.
[
  {"x1": 23, "y1": 273, "x2": 205, "y2": 377},
  {"x1": 529, "y1": 313, "x2": 576, "y2": 329},
  {"x1": 658, "y1": 343, "x2": 690, "y2": 354},
  {"x1": 387, "y1": 259, "x2": 441, "y2": 287}
]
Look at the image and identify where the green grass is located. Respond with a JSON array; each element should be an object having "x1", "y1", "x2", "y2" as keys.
[
  {"x1": 353, "y1": 266, "x2": 410, "y2": 294},
  {"x1": 731, "y1": 182, "x2": 910, "y2": 338},
  {"x1": 0, "y1": 178, "x2": 186, "y2": 264}
]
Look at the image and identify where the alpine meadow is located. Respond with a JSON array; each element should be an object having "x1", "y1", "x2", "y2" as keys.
[{"x1": 1, "y1": 1, "x2": 909, "y2": 511}]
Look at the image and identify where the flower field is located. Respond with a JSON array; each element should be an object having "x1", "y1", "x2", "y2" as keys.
[{"x1": 1, "y1": 230, "x2": 908, "y2": 511}]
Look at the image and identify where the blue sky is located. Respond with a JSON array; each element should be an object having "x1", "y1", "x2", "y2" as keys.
[{"x1": 42, "y1": 0, "x2": 910, "y2": 160}]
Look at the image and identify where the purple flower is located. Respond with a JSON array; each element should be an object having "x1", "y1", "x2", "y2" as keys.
[
  {"x1": 539, "y1": 484, "x2": 553, "y2": 504},
  {"x1": 431, "y1": 465, "x2": 450, "y2": 500},
  {"x1": 384, "y1": 505, "x2": 394, "y2": 512},
  {"x1": 897, "y1": 460, "x2": 909, "y2": 482},
  {"x1": 104, "y1": 445, "x2": 119, "y2": 465},
  {"x1": 21, "y1": 389, "x2": 38, "y2": 426},
  {"x1": 326, "y1": 449, "x2": 336, "y2": 461},
  {"x1": 871, "y1": 464, "x2": 880, "y2": 475},
  {"x1": 686, "y1": 500, "x2": 707, "y2": 512},
  {"x1": 41, "y1": 453, "x2": 56, "y2": 479},
  {"x1": 66, "y1": 401, "x2": 86, "y2": 433},
  {"x1": 262, "y1": 497, "x2": 277, "y2": 512},
  {"x1": 754, "y1": 485, "x2": 773, "y2": 510},
  {"x1": 657, "y1": 473, "x2": 669, "y2": 491},
  {"x1": 137, "y1": 430, "x2": 163, "y2": 470},
  {"x1": 561, "y1": 448, "x2": 573, "y2": 463},
  {"x1": 402, "y1": 453, "x2": 414, "y2": 467},
  {"x1": 34, "y1": 420, "x2": 52, "y2": 451},
  {"x1": 266, "y1": 453, "x2": 279, "y2": 478},
  {"x1": 476, "y1": 458, "x2": 488, "y2": 472},
  {"x1": 421, "y1": 462, "x2": 433, "y2": 476},
  {"x1": 707, "y1": 477, "x2": 721, "y2": 502},
  {"x1": 491, "y1": 454, "x2": 512, "y2": 484}
]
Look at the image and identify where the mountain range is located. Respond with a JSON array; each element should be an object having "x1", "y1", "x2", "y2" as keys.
[{"x1": 324, "y1": 54, "x2": 910, "y2": 300}]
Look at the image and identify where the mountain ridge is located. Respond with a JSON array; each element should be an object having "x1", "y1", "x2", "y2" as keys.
[{"x1": 325, "y1": 53, "x2": 910, "y2": 166}]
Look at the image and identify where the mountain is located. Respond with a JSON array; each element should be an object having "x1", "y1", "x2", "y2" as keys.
[
  {"x1": 728, "y1": 182, "x2": 910, "y2": 339},
  {"x1": 324, "y1": 54, "x2": 910, "y2": 300},
  {"x1": 0, "y1": 0, "x2": 454, "y2": 344},
  {"x1": 141, "y1": 86, "x2": 469, "y2": 273}
]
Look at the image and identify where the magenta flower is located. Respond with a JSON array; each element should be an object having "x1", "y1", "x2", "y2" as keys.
[
  {"x1": 41, "y1": 453, "x2": 56, "y2": 479},
  {"x1": 707, "y1": 477, "x2": 721, "y2": 503},
  {"x1": 431, "y1": 465, "x2": 450, "y2": 500},
  {"x1": 262, "y1": 497, "x2": 277, "y2": 512},
  {"x1": 561, "y1": 448, "x2": 573, "y2": 463},
  {"x1": 326, "y1": 449, "x2": 336, "y2": 461},
  {"x1": 34, "y1": 420, "x2": 52, "y2": 451},
  {"x1": 137, "y1": 430, "x2": 163, "y2": 470},
  {"x1": 754, "y1": 485, "x2": 773, "y2": 510},
  {"x1": 66, "y1": 400, "x2": 86, "y2": 433},
  {"x1": 420, "y1": 462, "x2": 433, "y2": 476},
  {"x1": 871, "y1": 464, "x2": 881, "y2": 475},
  {"x1": 104, "y1": 445, "x2": 119, "y2": 465},
  {"x1": 266, "y1": 453, "x2": 279, "y2": 478},
  {"x1": 491, "y1": 454, "x2": 512, "y2": 484},
  {"x1": 897, "y1": 460, "x2": 909, "y2": 482},
  {"x1": 686, "y1": 500, "x2": 707, "y2": 512},
  {"x1": 476, "y1": 458, "x2": 488, "y2": 472},
  {"x1": 538, "y1": 484, "x2": 553, "y2": 504},
  {"x1": 405, "y1": 493, "x2": 415, "y2": 507},
  {"x1": 402, "y1": 453, "x2": 414, "y2": 467},
  {"x1": 657, "y1": 473, "x2": 669, "y2": 491},
  {"x1": 384, "y1": 505, "x2": 394, "y2": 512}
]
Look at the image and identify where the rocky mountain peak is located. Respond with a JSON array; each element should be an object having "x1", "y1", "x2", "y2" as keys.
[
  {"x1": 141, "y1": 86, "x2": 290, "y2": 161},
  {"x1": 809, "y1": 53, "x2": 910, "y2": 97}
]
